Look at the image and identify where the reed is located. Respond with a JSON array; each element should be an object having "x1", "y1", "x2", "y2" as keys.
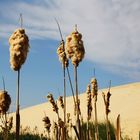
[
  {"x1": 65, "y1": 25, "x2": 85, "y2": 139},
  {"x1": 91, "y1": 78, "x2": 99, "y2": 140},
  {"x1": 102, "y1": 86, "x2": 111, "y2": 140},
  {"x1": 9, "y1": 14, "x2": 30, "y2": 140}
]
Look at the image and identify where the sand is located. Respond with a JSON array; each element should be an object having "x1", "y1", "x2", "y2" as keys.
[{"x1": 11, "y1": 82, "x2": 140, "y2": 139}]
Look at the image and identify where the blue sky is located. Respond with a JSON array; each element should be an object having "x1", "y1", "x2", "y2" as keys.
[{"x1": 0, "y1": 0, "x2": 140, "y2": 110}]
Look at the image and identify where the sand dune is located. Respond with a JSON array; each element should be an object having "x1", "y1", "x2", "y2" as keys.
[{"x1": 12, "y1": 82, "x2": 140, "y2": 139}]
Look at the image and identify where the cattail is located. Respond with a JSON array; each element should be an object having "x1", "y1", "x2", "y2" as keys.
[
  {"x1": 102, "y1": 92, "x2": 111, "y2": 115},
  {"x1": 91, "y1": 78, "x2": 99, "y2": 140},
  {"x1": 102, "y1": 90, "x2": 111, "y2": 140},
  {"x1": 53, "y1": 121, "x2": 59, "y2": 140},
  {"x1": 0, "y1": 90, "x2": 11, "y2": 114},
  {"x1": 86, "y1": 84, "x2": 92, "y2": 120},
  {"x1": 43, "y1": 116, "x2": 51, "y2": 132},
  {"x1": 57, "y1": 41, "x2": 69, "y2": 68},
  {"x1": 9, "y1": 28, "x2": 29, "y2": 71},
  {"x1": 47, "y1": 93, "x2": 58, "y2": 114},
  {"x1": 106, "y1": 91, "x2": 111, "y2": 115},
  {"x1": 58, "y1": 96, "x2": 64, "y2": 109},
  {"x1": 91, "y1": 78, "x2": 98, "y2": 101},
  {"x1": 65, "y1": 26, "x2": 85, "y2": 67}
]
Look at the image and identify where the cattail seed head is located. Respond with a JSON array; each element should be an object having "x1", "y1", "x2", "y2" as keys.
[
  {"x1": 57, "y1": 41, "x2": 69, "y2": 68},
  {"x1": 102, "y1": 91, "x2": 111, "y2": 115},
  {"x1": 0, "y1": 90, "x2": 11, "y2": 114},
  {"x1": 47, "y1": 93, "x2": 58, "y2": 113},
  {"x1": 43, "y1": 116, "x2": 51, "y2": 132},
  {"x1": 86, "y1": 84, "x2": 92, "y2": 120},
  {"x1": 65, "y1": 27, "x2": 85, "y2": 67},
  {"x1": 106, "y1": 91, "x2": 111, "y2": 115},
  {"x1": 91, "y1": 78, "x2": 98, "y2": 101},
  {"x1": 58, "y1": 96, "x2": 64, "y2": 109},
  {"x1": 9, "y1": 28, "x2": 29, "y2": 71}
]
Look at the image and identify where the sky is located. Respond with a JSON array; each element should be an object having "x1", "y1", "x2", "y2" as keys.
[{"x1": 0, "y1": 0, "x2": 140, "y2": 111}]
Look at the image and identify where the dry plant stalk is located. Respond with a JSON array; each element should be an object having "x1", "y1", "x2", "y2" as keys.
[
  {"x1": 102, "y1": 91, "x2": 111, "y2": 140},
  {"x1": 53, "y1": 122, "x2": 59, "y2": 140},
  {"x1": 65, "y1": 25, "x2": 85, "y2": 139},
  {"x1": 86, "y1": 84, "x2": 92, "y2": 140},
  {"x1": 42, "y1": 116, "x2": 51, "y2": 139},
  {"x1": 86, "y1": 84, "x2": 92, "y2": 121},
  {"x1": 0, "y1": 90, "x2": 12, "y2": 140},
  {"x1": 56, "y1": 20, "x2": 69, "y2": 140},
  {"x1": 47, "y1": 93, "x2": 59, "y2": 116},
  {"x1": 56, "y1": 21, "x2": 77, "y2": 140},
  {"x1": 9, "y1": 15, "x2": 30, "y2": 140},
  {"x1": 91, "y1": 78, "x2": 99, "y2": 140},
  {"x1": 116, "y1": 114, "x2": 121, "y2": 140},
  {"x1": 58, "y1": 118, "x2": 65, "y2": 140}
]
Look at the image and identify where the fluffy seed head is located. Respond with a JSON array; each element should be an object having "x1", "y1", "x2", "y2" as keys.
[
  {"x1": 9, "y1": 28, "x2": 29, "y2": 71},
  {"x1": 57, "y1": 41, "x2": 69, "y2": 67},
  {"x1": 65, "y1": 27, "x2": 85, "y2": 67}
]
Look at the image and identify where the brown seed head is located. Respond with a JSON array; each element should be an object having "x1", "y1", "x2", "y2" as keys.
[
  {"x1": 0, "y1": 90, "x2": 11, "y2": 114},
  {"x1": 58, "y1": 96, "x2": 64, "y2": 109},
  {"x1": 86, "y1": 84, "x2": 92, "y2": 120},
  {"x1": 65, "y1": 27, "x2": 85, "y2": 67},
  {"x1": 106, "y1": 91, "x2": 111, "y2": 115},
  {"x1": 57, "y1": 41, "x2": 69, "y2": 67},
  {"x1": 91, "y1": 78, "x2": 98, "y2": 101},
  {"x1": 43, "y1": 116, "x2": 51, "y2": 132},
  {"x1": 47, "y1": 93, "x2": 58, "y2": 113},
  {"x1": 9, "y1": 28, "x2": 29, "y2": 71}
]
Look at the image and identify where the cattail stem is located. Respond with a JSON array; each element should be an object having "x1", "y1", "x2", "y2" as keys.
[
  {"x1": 106, "y1": 114, "x2": 111, "y2": 140},
  {"x1": 16, "y1": 69, "x2": 20, "y2": 140},
  {"x1": 102, "y1": 92, "x2": 111, "y2": 140},
  {"x1": 74, "y1": 66, "x2": 81, "y2": 139},
  {"x1": 66, "y1": 67, "x2": 76, "y2": 106},
  {"x1": 63, "y1": 65, "x2": 66, "y2": 140},
  {"x1": 94, "y1": 101, "x2": 99, "y2": 140}
]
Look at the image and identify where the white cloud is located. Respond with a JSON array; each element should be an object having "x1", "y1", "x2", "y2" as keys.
[{"x1": 0, "y1": 0, "x2": 140, "y2": 80}]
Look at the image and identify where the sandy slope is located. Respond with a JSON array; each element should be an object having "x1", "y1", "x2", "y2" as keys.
[{"x1": 12, "y1": 82, "x2": 140, "y2": 139}]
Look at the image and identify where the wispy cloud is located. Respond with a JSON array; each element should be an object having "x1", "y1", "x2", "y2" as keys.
[{"x1": 0, "y1": 0, "x2": 140, "y2": 80}]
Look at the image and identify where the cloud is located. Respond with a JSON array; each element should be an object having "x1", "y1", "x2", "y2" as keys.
[{"x1": 0, "y1": 0, "x2": 140, "y2": 80}]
